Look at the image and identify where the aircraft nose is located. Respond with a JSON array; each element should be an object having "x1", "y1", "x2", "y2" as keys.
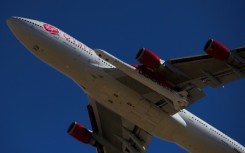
[
  {"x1": 7, "y1": 16, "x2": 19, "y2": 28},
  {"x1": 7, "y1": 16, "x2": 38, "y2": 51},
  {"x1": 6, "y1": 16, "x2": 27, "y2": 35}
]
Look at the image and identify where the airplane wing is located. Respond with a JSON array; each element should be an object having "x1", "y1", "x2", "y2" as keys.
[
  {"x1": 163, "y1": 47, "x2": 245, "y2": 89},
  {"x1": 88, "y1": 97, "x2": 152, "y2": 153},
  {"x1": 94, "y1": 46, "x2": 245, "y2": 114}
]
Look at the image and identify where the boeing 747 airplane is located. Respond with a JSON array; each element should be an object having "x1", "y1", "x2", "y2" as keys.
[{"x1": 7, "y1": 16, "x2": 245, "y2": 153}]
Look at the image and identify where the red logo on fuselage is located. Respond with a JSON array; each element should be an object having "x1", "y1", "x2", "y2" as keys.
[{"x1": 43, "y1": 24, "x2": 59, "y2": 34}]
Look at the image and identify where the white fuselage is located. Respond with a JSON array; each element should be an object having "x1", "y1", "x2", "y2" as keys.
[{"x1": 7, "y1": 17, "x2": 244, "y2": 153}]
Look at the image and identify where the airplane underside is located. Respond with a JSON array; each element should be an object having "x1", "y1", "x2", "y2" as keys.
[{"x1": 7, "y1": 17, "x2": 245, "y2": 153}]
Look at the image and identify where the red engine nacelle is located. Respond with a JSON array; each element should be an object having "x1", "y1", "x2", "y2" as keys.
[
  {"x1": 136, "y1": 48, "x2": 161, "y2": 70},
  {"x1": 204, "y1": 39, "x2": 230, "y2": 60},
  {"x1": 67, "y1": 122, "x2": 95, "y2": 145}
]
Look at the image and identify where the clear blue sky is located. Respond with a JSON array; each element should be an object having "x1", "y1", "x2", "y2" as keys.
[{"x1": 1, "y1": 0, "x2": 245, "y2": 153}]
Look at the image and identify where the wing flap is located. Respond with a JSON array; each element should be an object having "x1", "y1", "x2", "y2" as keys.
[
  {"x1": 166, "y1": 48, "x2": 245, "y2": 88},
  {"x1": 88, "y1": 97, "x2": 152, "y2": 153}
]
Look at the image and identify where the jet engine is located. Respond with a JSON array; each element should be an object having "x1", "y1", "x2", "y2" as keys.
[
  {"x1": 136, "y1": 48, "x2": 161, "y2": 69},
  {"x1": 67, "y1": 122, "x2": 96, "y2": 145},
  {"x1": 204, "y1": 39, "x2": 230, "y2": 60}
]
